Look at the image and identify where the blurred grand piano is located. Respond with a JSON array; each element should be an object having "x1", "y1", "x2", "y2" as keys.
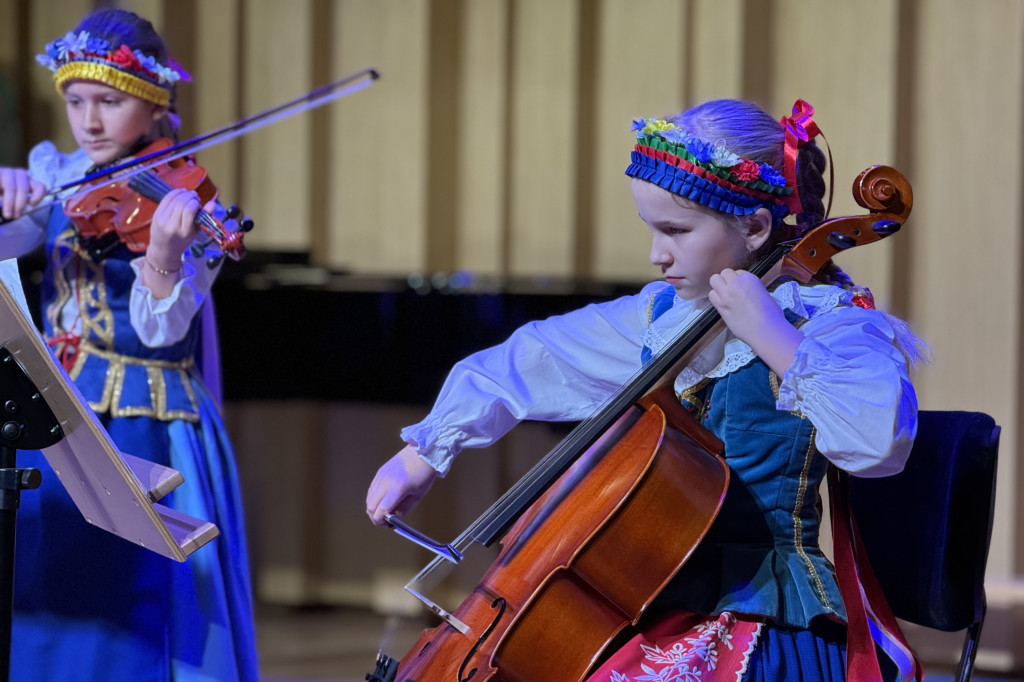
[
  {"x1": 21, "y1": 249, "x2": 629, "y2": 403},
  {"x1": 206, "y1": 252, "x2": 635, "y2": 404}
]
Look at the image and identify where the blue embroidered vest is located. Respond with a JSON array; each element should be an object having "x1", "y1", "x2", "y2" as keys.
[
  {"x1": 40, "y1": 206, "x2": 202, "y2": 422},
  {"x1": 644, "y1": 286, "x2": 845, "y2": 628}
]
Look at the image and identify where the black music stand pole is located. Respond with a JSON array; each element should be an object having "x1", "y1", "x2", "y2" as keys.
[
  {"x1": 0, "y1": 276, "x2": 222, "y2": 682},
  {"x1": 0, "y1": 348, "x2": 63, "y2": 682}
]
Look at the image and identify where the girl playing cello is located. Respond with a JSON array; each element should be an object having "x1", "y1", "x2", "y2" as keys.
[
  {"x1": 367, "y1": 98, "x2": 926, "y2": 680},
  {"x1": 0, "y1": 8, "x2": 256, "y2": 681}
]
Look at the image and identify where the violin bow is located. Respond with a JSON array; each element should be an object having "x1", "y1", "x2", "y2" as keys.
[{"x1": 1, "y1": 68, "x2": 380, "y2": 217}]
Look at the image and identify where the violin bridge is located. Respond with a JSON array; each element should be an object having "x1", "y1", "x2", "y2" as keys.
[{"x1": 405, "y1": 586, "x2": 471, "y2": 635}]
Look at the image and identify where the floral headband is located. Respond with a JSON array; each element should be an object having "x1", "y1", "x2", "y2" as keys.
[
  {"x1": 625, "y1": 99, "x2": 824, "y2": 223},
  {"x1": 36, "y1": 31, "x2": 186, "y2": 107}
]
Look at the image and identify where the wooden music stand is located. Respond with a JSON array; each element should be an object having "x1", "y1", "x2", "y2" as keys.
[{"x1": 0, "y1": 271, "x2": 217, "y2": 679}]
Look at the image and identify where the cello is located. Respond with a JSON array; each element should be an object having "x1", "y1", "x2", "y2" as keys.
[{"x1": 370, "y1": 164, "x2": 913, "y2": 682}]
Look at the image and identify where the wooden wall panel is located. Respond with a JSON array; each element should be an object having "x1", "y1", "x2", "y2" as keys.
[
  {"x1": 239, "y1": 0, "x2": 313, "y2": 253},
  {"x1": 689, "y1": 0, "x2": 745, "y2": 103},
  {"x1": 327, "y1": 0, "x2": 429, "y2": 274},
  {"x1": 191, "y1": 0, "x2": 242, "y2": 212},
  {"x1": 908, "y1": 0, "x2": 1024, "y2": 581},
  {"x1": 454, "y1": 0, "x2": 508, "y2": 276},
  {"x1": 0, "y1": 0, "x2": 26, "y2": 166},
  {"x1": 591, "y1": 0, "x2": 687, "y2": 282},
  {"x1": 25, "y1": 0, "x2": 92, "y2": 153},
  {"x1": 506, "y1": 0, "x2": 579, "y2": 276},
  {"x1": 771, "y1": 0, "x2": 900, "y2": 308},
  {"x1": 0, "y1": 0, "x2": 18, "y2": 68}
]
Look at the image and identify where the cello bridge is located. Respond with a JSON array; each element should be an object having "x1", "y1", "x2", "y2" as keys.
[{"x1": 405, "y1": 586, "x2": 471, "y2": 635}]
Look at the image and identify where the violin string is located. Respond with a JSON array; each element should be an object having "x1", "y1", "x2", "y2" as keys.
[{"x1": 129, "y1": 171, "x2": 227, "y2": 240}]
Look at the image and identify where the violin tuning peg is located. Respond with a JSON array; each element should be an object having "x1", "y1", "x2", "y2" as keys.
[
  {"x1": 206, "y1": 255, "x2": 224, "y2": 269},
  {"x1": 225, "y1": 204, "x2": 241, "y2": 220},
  {"x1": 240, "y1": 217, "x2": 255, "y2": 233},
  {"x1": 190, "y1": 243, "x2": 205, "y2": 258}
]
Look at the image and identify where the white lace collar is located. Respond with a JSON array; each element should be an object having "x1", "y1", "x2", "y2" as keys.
[{"x1": 642, "y1": 281, "x2": 853, "y2": 392}]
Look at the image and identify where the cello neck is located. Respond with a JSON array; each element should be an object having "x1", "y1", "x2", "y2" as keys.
[{"x1": 465, "y1": 243, "x2": 791, "y2": 550}]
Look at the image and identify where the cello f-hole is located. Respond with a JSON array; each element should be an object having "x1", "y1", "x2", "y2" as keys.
[{"x1": 458, "y1": 598, "x2": 507, "y2": 682}]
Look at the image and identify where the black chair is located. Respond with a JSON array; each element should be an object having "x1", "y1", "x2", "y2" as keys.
[{"x1": 849, "y1": 410, "x2": 1000, "y2": 682}]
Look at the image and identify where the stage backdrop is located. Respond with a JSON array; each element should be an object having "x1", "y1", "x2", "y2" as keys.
[{"x1": 2, "y1": 0, "x2": 1022, "y2": 672}]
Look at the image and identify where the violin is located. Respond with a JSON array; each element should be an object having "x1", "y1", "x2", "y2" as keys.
[
  {"x1": 62, "y1": 137, "x2": 252, "y2": 263},
  {"x1": 0, "y1": 68, "x2": 380, "y2": 262},
  {"x1": 368, "y1": 165, "x2": 913, "y2": 682}
]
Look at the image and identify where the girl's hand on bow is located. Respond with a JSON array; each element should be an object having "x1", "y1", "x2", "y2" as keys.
[
  {"x1": 709, "y1": 268, "x2": 804, "y2": 376},
  {"x1": 366, "y1": 444, "x2": 439, "y2": 526},
  {"x1": 0, "y1": 167, "x2": 46, "y2": 221}
]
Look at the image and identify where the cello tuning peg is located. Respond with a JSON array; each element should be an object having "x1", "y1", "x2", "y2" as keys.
[
  {"x1": 225, "y1": 204, "x2": 241, "y2": 220},
  {"x1": 826, "y1": 232, "x2": 857, "y2": 251},
  {"x1": 871, "y1": 219, "x2": 901, "y2": 236},
  {"x1": 240, "y1": 217, "x2": 255, "y2": 233}
]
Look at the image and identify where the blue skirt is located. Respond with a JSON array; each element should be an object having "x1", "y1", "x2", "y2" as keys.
[
  {"x1": 10, "y1": 380, "x2": 257, "y2": 681},
  {"x1": 744, "y1": 621, "x2": 847, "y2": 681}
]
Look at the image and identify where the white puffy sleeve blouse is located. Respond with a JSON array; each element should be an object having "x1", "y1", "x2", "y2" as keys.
[{"x1": 401, "y1": 280, "x2": 920, "y2": 479}]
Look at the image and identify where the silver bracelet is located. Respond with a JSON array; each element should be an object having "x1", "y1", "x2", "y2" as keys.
[{"x1": 144, "y1": 256, "x2": 182, "y2": 277}]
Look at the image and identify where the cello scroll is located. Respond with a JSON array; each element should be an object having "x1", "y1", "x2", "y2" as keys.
[{"x1": 781, "y1": 164, "x2": 912, "y2": 283}]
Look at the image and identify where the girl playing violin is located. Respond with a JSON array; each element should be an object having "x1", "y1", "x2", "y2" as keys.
[
  {"x1": 367, "y1": 99, "x2": 926, "y2": 680},
  {"x1": 0, "y1": 9, "x2": 256, "y2": 681}
]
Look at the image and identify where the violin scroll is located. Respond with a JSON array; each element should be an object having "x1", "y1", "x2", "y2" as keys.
[{"x1": 188, "y1": 203, "x2": 255, "y2": 269}]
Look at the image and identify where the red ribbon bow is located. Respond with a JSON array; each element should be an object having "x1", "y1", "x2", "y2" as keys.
[
  {"x1": 782, "y1": 99, "x2": 819, "y2": 142},
  {"x1": 779, "y1": 99, "x2": 822, "y2": 216}
]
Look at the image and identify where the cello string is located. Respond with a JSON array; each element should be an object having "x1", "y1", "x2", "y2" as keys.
[
  {"x1": 448, "y1": 243, "x2": 792, "y2": 556},
  {"x1": 412, "y1": 248, "x2": 786, "y2": 587},
  {"x1": 407, "y1": 305, "x2": 724, "y2": 583}
]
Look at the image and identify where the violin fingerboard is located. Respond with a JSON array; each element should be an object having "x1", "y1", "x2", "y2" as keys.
[{"x1": 127, "y1": 172, "x2": 172, "y2": 204}]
